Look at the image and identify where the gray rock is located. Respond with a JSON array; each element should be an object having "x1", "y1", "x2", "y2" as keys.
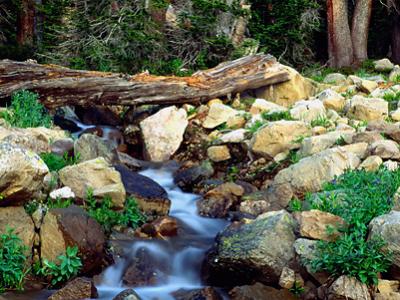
[
  {"x1": 74, "y1": 133, "x2": 118, "y2": 164},
  {"x1": 328, "y1": 275, "x2": 371, "y2": 300}
]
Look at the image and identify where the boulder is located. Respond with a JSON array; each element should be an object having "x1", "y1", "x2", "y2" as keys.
[
  {"x1": 140, "y1": 106, "x2": 188, "y2": 161},
  {"x1": 369, "y1": 140, "x2": 400, "y2": 159},
  {"x1": 345, "y1": 96, "x2": 388, "y2": 121},
  {"x1": 294, "y1": 209, "x2": 346, "y2": 241},
  {"x1": 0, "y1": 142, "x2": 49, "y2": 205},
  {"x1": 358, "y1": 155, "x2": 383, "y2": 172},
  {"x1": 256, "y1": 66, "x2": 318, "y2": 107},
  {"x1": 352, "y1": 131, "x2": 384, "y2": 144},
  {"x1": 0, "y1": 207, "x2": 35, "y2": 252},
  {"x1": 328, "y1": 275, "x2": 371, "y2": 300},
  {"x1": 40, "y1": 205, "x2": 105, "y2": 273},
  {"x1": 172, "y1": 287, "x2": 222, "y2": 300},
  {"x1": 115, "y1": 165, "x2": 170, "y2": 217},
  {"x1": 250, "y1": 121, "x2": 311, "y2": 158},
  {"x1": 218, "y1": 129, "x2": 247, "y2": 144},
  {"x1": 374, "y1": 58, "x2": 394, "y2": 72},
  {"x1": 378, "y1": 279, "x2": 400, "y2": 294},
  {"x1": 198, "y1": 182, "x2": 244, "y2": 218},
  {"x1": 50, "y1": 138, "x2": 74, "y2": 156},
  {"x1": 202, "y1": 103, "x2": 238, "y2": 129},
  {"x1": 249, "y1": 99, "x2": 287, "y2": 115},
  {"x1": 173, "y1": 161, "x2": 214, "y2": 191},
  {"x1": 59, "y1": 157, "x2": 126, "y2": 208},
  {"x1": 357, "y1": 79, "x2": 378, "y2": 94},
  {"x1": 49, "y1": 186, "x2": 75, "y2": 201},
  {"x1": 274, "y1": 146, "x2": 361, "y2": 195},
  {"x1": 298, "y1": 131, "x2": 353, "y2": 157},
  {"x1": 369, "y1": 211, "x2": 400, "y2": 271},
  {"x1": 0, "y1": 126, "x2": 68, "y2": 154},
  {"x1": 318, "y1": 89, "x2": 346, "y2": 111},
  {"x1": 391, "y1": 109, "x2": 400, "y2": 122},
  {"x1": 375, "y1": 292, "x2": 400, "y2": 300},
  {"x1": 290, "y1": 99, "x2": 326, "y2": 123},
  {"x1": 207, "y1": 145, "x2": 231, "y2": 162},
  {"x1": 230, "y1": 283, "x2": 297, "y2": 300},
  {"x1": 205, "y1": 210, "x2": 296, "y2": 285},
  {"x1": 112, "y1": 289, "x2": 142, "y2": 300},
  {"x1": 74, "y1": 133, "x2": 118, "y2": 164},
  {"x1": 323, "y1": 73, "x2": 347, "y2": 84},
  {"x1": 48, "y1": 277, "x2": 98, "y2": 300}
]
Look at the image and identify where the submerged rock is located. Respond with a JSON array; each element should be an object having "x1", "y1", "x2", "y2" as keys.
[
  {"x1": 0, "y1": 142, "x2": 49, "y2": 205},
  {"x1": 173, "y1": 161, "x2": 214, "y2": 192},
  {"x1": 229, "y1": 282, "x2": 297, "y2": 300},
  {"x1": 48, "y1": 277, "x2": 98, "y2": 300},
  {"x1": 205, "y1": 210, "x2": 296, "y2": 286},
  {"x1": 172, "y1": 287, "x2": 222, "y2": 300},
  {"x1": 140, "y1": 106, "x2": 188, "y2": 162},
  {"x1": 40, "y1": 205, "x2": 105, "y2": 274},
  {"x1": 115, "y1": 165, "x2": 170, "y2": 217}
]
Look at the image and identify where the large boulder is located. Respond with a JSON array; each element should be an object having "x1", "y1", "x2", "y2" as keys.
[
  {"x1": 48, "y1": 277, "x2": 98, "y2": 300},
  {"x1": 59, "y1": 157, "x2": 126, "y2": 208},
  {"x1": 318, "y1": 89, "x2": 346, "y2": 111},
  {"x1": 0, "y1": 142, "x2": 49, "y2": 205},
  {"x1": 298, "y1": 131, "x2": 353, "y2": 157},
  {"x1": 40, "y1": 205, "x2": 105, "y2": 274},
  {"x1": 114, "y1": 165, "x2": 170, "y2": 217},
  {"x1": 250, "y1": 121, "x2": 311, "y2": 158},
  {"x1": 369, "y1": 211, "x2": 400, "y2": 271},
  {"x1": 345, "y1": 96, "x2": 388, "y2": 121},
  {"x1": 204, "y1": 210, "x2": 296, "y2": 286},
  {"x1": 140, "y1": 106, "x2": 188, "y2": 161},
  {"x1": 0, "y1": 207, "x2": 35, "y2": 252},
  {"x1": 0, "y1": 126, "x2": 68, "y2": 154},
  {"x1": 74, "y1": 133, "x2": 118, "y2": 164},
  {"x1": 369, "y1": 140, "x2": 400, "y2": 160},
  {"x1": 255, "y1": 66, "x2": 318, "y2": 107},
  {"x1": 274, "y1": 146, "x2": 362, "y2": 195},
  {"x1": 249, "y1": 98, "x2": 287, "y2": 115}
]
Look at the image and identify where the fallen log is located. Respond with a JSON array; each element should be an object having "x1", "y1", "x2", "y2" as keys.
[{"x1": 0, "y1": 54, "x2": 290, "y2": 109}]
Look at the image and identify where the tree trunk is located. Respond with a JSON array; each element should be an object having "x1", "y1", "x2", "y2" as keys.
[
  {"x1": 326, "y1": 0, "x2": 354, "y2": 68},
  {"x1": 17, "y1": 0, "x2": 35, "y2": 46},
  {"x1": 0, "y1": 54, "x2": 290, "y2": 109},
  {"x1": 351, "y1": 0, "x2": 373, "y2": 64},
  {"x1": 392, "y1": 13, "x2": 400, "y2": 64}
]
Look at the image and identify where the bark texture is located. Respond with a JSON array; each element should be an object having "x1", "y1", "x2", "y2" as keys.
[
  {"x1": 17, "y1": 0, "x2": 35, "y2": 46},
  {"x1": 326, "y1": 0, "x2": 354, "y2": 67},
  {"x1": 351, "y1": 0, "x2": 373, "y2": 63},
  {"x1": 392, "y1": 13, "x2": 400, "y2": 64},
  {"x1": 0, "y1": 54, "x2": 290, "y2": 109}
]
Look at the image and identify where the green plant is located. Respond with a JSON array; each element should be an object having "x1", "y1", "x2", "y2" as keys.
[
  {"x1": 24, "y1": 200, "x2": 39, "y2": 216},
  {"x1": 226, "y1": 166, "x2": 240, "y2": 182},
  {"x1": 288, "y1": 198, "x2": 303, "y2": 212},
  {"x1": 292, "y1": 135, "x2": 306, "y2": 144},
  {"x1": 0, "y1": 228, "x2": 29, "y2": 293},
  {"x1": 335, "y1": 136, "x2": 346, "y2": 146},
  {"x1": 3, "y1": 90, "x2": 52, "y2": 128},
  {"x1": 40, "y1": 152, "x2": 79, "y2": 172},
  {"x1": 310, "y1": 115, "x2": 331, "y2": 128},
  {"x1": 84, "y1": 189, "x2": 146, "y2": 232},
  {"x1": 47, "y1": 197, "x2": 73, "y2": 209},
  {"x1": 289, "y1": 281, "x2": 305, "y2": 296},
  {"x1": 287, "y1": 150, "x2": 300, "y2": 164},
  {"x1": 383, "y1": 91, "x2": 400, "y2": 111},
  {"x1": 261, "y1": 110, "x2": 293, "y2": 121},
  {"x1": 307, "y1": 168, "x2": 400, "y2": 285},
  {"x1": 39, "y1": 246, "x2": 82, "y2": 286},
  {"x1": 247, "y1": 120, "x2": 265, "y2": 134}
]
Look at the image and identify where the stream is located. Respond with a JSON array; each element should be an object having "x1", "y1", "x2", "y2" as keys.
[{"x1": 97, "y1": 166, "x2": 228, "y2": 300}]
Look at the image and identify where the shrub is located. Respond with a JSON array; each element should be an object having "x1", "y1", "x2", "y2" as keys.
[
  {"x1": 38, "y1": 246, "x2": 82, "y2": 286},
  {"x1": 85, "y1": 189, "x2": 146, "y2": 232},
  {"x1": 0, "y1": 229, "x2": 29, "y2": 293},
  {"x1": 4, "y1": 90, "x2": 52, "y2": 128},
  {"x1": 307, "y1": 168, "x2": 400, "y2": 285},
  {"x1": 261, "y1": 110, "x2": 293, "y2": 121},
  {"x1": 3, "y1": 90, "x2": 52, "y2": 128},
  {"x1": 310, "y1": 115, "x2": 330, "y2": 128}
]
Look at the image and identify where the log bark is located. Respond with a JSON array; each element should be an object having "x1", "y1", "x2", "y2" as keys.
[
  {"x1": 392, "y1": 13, "x2": 400, "y2": 64},
  {"x1": 326, "y1": 0, "x2": 354, "y2": 68},
  {"x1": 0, "y1": 54, "x2": 290, "y2": 109},
  {"x1": 351, "y1": 0, "x2": 373, "y2": 64},
  {"x1": 17, "y1": 0, "x2": 35, "y2": 46}
]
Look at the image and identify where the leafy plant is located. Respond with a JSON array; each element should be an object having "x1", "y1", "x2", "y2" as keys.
[
  {"x1": 335, "y1": 136, "x2": 346, "y2": 146},
  {"x1": 261, "y1": 110, "x2": 293, "y2": 121},
  {"x1": 383, "y1": 91, "x2": 400, "y2": 111},
  {"x1": 40, "y1": 152, "x2": 79, "y2": 172},
  {"x1": 308, "y1": 168, "x2": 400, "y2": 285},
  {"x1": 226, "y1": 166, "x2": 240, "y2": 182},
  {"x1": 287, "y1": 149, "x2": 300, "y2": 164},
  {"x1": 39, "y1": 246, "x2": 82, "y2": 286},
  {"x1": 247, "y1": 120, "x2": 265, "y2": 133},
  {"x1": 0, "y1": 229, "x2": 29, "y2": 293},
  {"x1": 288, "y1": 198, "x2": 303, "y2": 212},
  {"x1": 3, "y1": 90, "x2": 52, "y2": 128},
  {"x1": 84, "y1": 189, "x2": 146, "y2": 232},
  {"x1": 289, "y1": 281, "x2": 305, "y2": 296},
  {"x1": 310, "y1": 115, "x2": 331, "y2": 128},
  {"x1": 47, "y1": 197, "x2": 73, "y2": 209}
]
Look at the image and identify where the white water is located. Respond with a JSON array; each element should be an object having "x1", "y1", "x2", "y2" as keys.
[{"x1": 97, "y1": 167, "x2": 228, "y2": 300}]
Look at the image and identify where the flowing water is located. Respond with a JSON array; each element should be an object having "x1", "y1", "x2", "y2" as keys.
[{"x1": 97, "y1": 167, "x2": 228, "y2": 300}]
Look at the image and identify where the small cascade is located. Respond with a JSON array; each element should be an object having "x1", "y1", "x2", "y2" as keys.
[{"x1": 97, "y1": 167, "x2": 228, "y2": 300}]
